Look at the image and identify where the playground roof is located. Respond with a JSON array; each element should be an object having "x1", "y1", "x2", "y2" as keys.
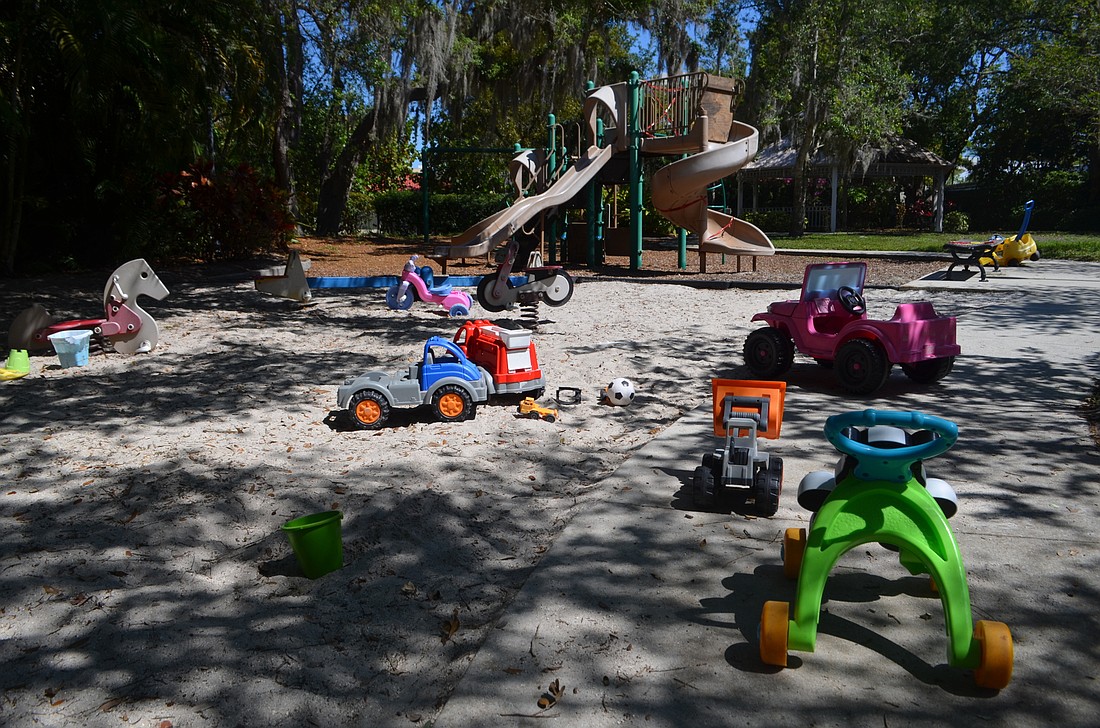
[{"x1": 740, "y1": 136, "x2": 952, "y2": 181}]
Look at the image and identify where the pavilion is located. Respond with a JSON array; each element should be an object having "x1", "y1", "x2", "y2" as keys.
[{"x1": 736, "y1": 137, "x2": 954, "y2": 232}]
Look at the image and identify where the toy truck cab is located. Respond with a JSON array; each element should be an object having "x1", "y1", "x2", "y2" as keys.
[{"x1": 744, "y1": 262, "x2": 960, "y2": 395}]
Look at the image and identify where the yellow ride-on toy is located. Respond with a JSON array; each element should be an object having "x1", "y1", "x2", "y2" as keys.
[{"x1": 984, "y1": 199, "x2": 1039, "y2": 267}]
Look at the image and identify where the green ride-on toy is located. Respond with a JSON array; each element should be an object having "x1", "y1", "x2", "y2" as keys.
[{"x1": 759, "y1": 409, "x2": 1013, "y2": 690}]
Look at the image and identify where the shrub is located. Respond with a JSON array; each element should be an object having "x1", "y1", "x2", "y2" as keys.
[
  {"x1": 944, "y1": 210, "x2": 969, "y2": 234},
  {"x1": 743, "y1": 210, "x2": 789, "y2": 232},
  {"x1": 153, "y1": 162, "x2": 295, "y2": 261},
  {"x1": 373, "y1": 190, "x2": 512, "y2": 235}
]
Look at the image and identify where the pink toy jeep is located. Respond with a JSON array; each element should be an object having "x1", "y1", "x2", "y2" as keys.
[{"x1": 743, "y1": 262, "x2": 960, "y2": 395}]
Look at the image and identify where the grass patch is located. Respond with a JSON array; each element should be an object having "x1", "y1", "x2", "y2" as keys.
[{"x1": 772, "y1": 231, "x2": 1100, "y2": 261}]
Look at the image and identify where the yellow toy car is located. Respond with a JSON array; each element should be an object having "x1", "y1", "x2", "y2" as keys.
[{"x1": 518, "y1": 397, "x2": 558, "y2": 422}]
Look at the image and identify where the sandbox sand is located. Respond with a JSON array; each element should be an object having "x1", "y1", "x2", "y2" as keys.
[{"x1": 0, "y1": 264, "x2": 966, "y2": 726}]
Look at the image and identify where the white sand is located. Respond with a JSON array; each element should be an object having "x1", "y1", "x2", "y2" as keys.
[{"x1": 0, "y1": 273, "x2": 964, "y2": 726}]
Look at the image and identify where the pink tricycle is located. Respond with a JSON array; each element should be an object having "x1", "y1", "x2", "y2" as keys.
[
  {"x1": 385, "y1": 255, "x2": 472, "y2": 317},
  {"x1": 743, "y1": 262, "x2": 960, "y2": 395}
]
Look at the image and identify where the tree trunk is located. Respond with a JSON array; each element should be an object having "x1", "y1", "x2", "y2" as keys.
[
  {"x1": 1, "y1": 26, "x2": 26, "y2": 275},
  {"x1": 271, "y1": 0, "x2": 303, "y2": 223},
  {"x1": 1088, "y1": 142, "x2": 1100, "y2": 206},
  {"x1": 789, "y1": 156, "x2": 807, "y2": 238},
  {"x1": 789, "y1": 116, "x2": 820, "y2": 238},
  {"x1": 315, "y1": 110, "x2": 377, "y2": 236}
]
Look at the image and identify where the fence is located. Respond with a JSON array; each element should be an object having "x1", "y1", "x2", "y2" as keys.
[{"x1": 745, "y1": 205, "x2": 833, "y2": 232}]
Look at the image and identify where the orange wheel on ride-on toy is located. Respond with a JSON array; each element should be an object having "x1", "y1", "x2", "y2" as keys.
[
  {"x1": 760, "y1": 600, "x2": 790, "y2": 666},
  {"x1": 783, "y1": 528, "x2": 806, "y2": 580},
  {"x1": 973, "y1": 620, "x2": 1014, "y2": 689}
]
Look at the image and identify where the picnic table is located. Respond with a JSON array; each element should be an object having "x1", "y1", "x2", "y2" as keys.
[{"x1": 944, "y1": 238, "x2": 1001, "y2": 281}]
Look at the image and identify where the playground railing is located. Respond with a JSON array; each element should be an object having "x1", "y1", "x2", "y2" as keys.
[{"x1": 639, "y1": 72, "x2": 709, "y2": 138}]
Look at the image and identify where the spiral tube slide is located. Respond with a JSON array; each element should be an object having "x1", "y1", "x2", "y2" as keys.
[{"x1": 650, "y1": 118, "x2": 774, "y2": 256}]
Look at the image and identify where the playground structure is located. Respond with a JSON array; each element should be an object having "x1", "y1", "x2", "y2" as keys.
[
  {"x1": 433, "y1": 72, "x2": 774, "y2": 278},
  {"x1": 8, "y1": 259, "x2": 170, "y2": 356},
  {"x1": 760, "y1": 409, "x2": 1013, "y2": 690}
]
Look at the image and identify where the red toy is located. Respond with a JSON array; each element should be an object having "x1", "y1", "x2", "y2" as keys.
[
  {"x1": 743, "y1": 262, "x2": 960, "y2": 395},
  {"x1": 452, "y1": 319, "x2": 545, "y2": 396}
]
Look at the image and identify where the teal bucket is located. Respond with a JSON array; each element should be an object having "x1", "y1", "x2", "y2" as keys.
[
  {"x1": 281, "y1": 510, "x2": 344, "y2": 579},
  {"x1": 47, "y1": 330, "x2": 92, "y2": 368}
]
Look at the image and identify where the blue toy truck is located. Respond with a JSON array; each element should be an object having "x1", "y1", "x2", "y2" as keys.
[{"x1": 338, "y1": 335, "x2": 544, "y2": 429}]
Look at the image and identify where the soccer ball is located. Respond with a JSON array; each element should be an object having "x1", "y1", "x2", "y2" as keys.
[{"x1": 604, "y1": 378, "x2": 636, "y2": 406}]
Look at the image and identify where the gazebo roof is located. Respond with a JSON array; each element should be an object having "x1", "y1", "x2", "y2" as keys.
[{"x1": 740, "y1": 136, "x2": 953, "y2": 180}]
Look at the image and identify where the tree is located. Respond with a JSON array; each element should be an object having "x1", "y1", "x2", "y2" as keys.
[
  {"x1": 974, "y1": 0, "x2": 1100, "y2": 209},
  {"x1": 304, "y1": 0, "x2": 461, "y2": 235},
  {"x1": 0, "y1": 0, "x2": 280, "y2": 273},
  {"x1": 745, "y1": 0, "x2": 911, "y2": 236}
]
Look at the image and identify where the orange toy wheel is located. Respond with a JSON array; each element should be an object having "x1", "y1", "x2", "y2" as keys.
[
  {"x1": 759, "y1": 600, "x2": 790, "y2": 667},
  {"x1": 783, "y1": 528, "x2": 806, "y2": 580},
  {"x1": 349, "y1": 390, "x2": 390, "y2": 430},
  {"x1": 432, "y1": 385, "x2": 474, "y2": 422},
  {"x1": 973, "y1": 620, "x2": 1013, "y2": 689}
]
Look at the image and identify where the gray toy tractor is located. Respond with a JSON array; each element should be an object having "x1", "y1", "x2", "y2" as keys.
[{"x1": 692, "y1": 380, "x2": 786, "y2": 517}]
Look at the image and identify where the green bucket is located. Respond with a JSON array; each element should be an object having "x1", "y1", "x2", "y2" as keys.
[{"x1": 281, "y1": 510, "x2": 344, "y2": 579}]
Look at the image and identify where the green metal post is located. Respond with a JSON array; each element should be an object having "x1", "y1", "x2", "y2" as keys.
[
  {"x1": 591, "y1": 117, "x2": 605, "y2": 266},
  {"x1": 677, "y1": 75, "x2": 690, "y2": 269},
  {"x1": 628, "y1": 72, "x2": 643, "y2": 270},
  {"x1": 547, "y1": 113, "x2": 558, "y2": 262}
]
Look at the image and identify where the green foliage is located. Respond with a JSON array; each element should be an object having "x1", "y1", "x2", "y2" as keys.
[
  {"x1": 0, "y1": 0, "x2": 279, "y2": 273},
  {"x1": 944, "y1": 211, "x2": 969, "y2": 234},
  {"x1": 372, "y1": 190, "x2": 510, "y2": 236},
  {"x1": 742, "y1": 210, "x2": 789, "y2": 232}
]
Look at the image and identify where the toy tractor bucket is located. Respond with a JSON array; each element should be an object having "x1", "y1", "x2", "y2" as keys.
[{"x1": 710, "y1": 379, "x2": 786, "y2": 439}]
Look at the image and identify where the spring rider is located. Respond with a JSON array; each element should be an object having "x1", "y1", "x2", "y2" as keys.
[{"x1": 759, "y1": 409, "x2": 1013, "y2": 690}]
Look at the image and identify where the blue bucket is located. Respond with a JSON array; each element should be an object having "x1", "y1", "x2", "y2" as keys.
[{"x1": 47, "y1": 330, "x2": 92, "y2": 368}]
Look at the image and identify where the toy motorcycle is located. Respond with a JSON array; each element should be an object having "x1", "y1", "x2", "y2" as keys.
[
  {"x1": 759, "y1": 409, "x2": 1013, "y2": 690},
  {"x1": 385, "y1": 255, "x2": 472, "y2": 317},
  {"x1": 476, "y1": 238, "x2": 575, "y2": 313}
]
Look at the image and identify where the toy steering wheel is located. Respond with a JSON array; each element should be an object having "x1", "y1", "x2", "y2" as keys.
[
  {"x1": 837, "y1": 286, "x2": 866, "y2": 315},
  {"x1": 824, "y1": 409, "x2": 958, "y2": 483}
]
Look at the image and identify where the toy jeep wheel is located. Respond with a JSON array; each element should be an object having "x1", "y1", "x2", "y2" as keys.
[
  {"x1": 901, "y1": 357, "x2": 954, "y2": 384},
  {"x1": 349, "y1": 390, "x2": 390, "y2": 430},
  {"x1": 752, "y1": 457, "x2": 783, "y2": 517},
  {"x1": 835, "y1": 338, "x2": 890, "y2": 394},
  {"x1": 743, "y1": 328, "x2": 794, "y2": 377},
  {"x1": 432, "y1": 384, "x2": 475, "y2": 422},
  {"x1": 692, "y1": 465, "x2": 716, "y2": 508}
]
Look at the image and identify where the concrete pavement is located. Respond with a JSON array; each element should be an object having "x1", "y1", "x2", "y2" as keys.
[{"x1": 436, "y1": 259, "x2": 1100, "y2": 727}]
